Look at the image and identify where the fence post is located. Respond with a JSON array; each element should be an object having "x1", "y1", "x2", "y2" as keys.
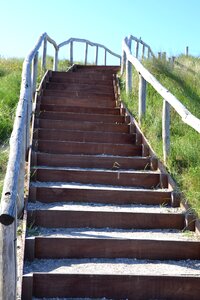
[
  {"x1": 70, "y1": 41, "x2": 73, "y2": 65},
  {"x1": 32, "y1": 52, "x2": 38, "y2": 101},
  {"x1": 138, "y1": 74, "x2": 147, "y2": 125},
  {"x1": 148, "y1": 47, "x2": 150, "y2": 59},
  {"x1": 162, "y1": 99, "x2": 171, "y2": 163},
  {"x1": 185, "y1": 46, "x2": 189, "y2": 56},
  {"x1": 121, "y1": 49, "x2": 126, "y2": 75},
  {"x1": 42, "y1": 37, "x2": 47, "y2": 71},
  {"x1": 126, "y1": 37, "x2": 132, "y2": 93},
  {"x1": 85, "y1": 43, "x2": 88, "y2": 65},
  {"x1": 95, "y1": 46, "x2": 98, "y2": 65},
  {"x1": 135, "y1": 41, "x2": 139, "y2": 58},
  {"x1": 126, "y1": 59, "x2": 132, "y2": 94},
  {"x1": 104, "y1": 49, "x2": 107, "y2": 66},
  {"x1": 142, "y1": 44, "x2": 145, "y2": 59},
  {"x1": 0, "y1": 217, "x2": 16, "y2": 300},
  {"x1": 53, "y1": 48, "x2": 58, "y2": 71}
]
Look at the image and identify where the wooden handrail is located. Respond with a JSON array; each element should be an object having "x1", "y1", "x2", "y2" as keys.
[{"x1": 122, "y1": 36, "x2": 200, "y2": 162}]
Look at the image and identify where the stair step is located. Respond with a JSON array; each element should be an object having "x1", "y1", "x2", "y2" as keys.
[
  {"x1": 35, "y1": 119, "x2": 130, "y2": 133},
  {"x1": 37, "y1": 111, "x2": 126, "y2": 124},
  {"x1": 32, "y1": 140, "x2": 141, "y2": 156},
  {"x1": 25, "y1": 237, "x2": 200, "y2": 261},
  {"x1": 33, "y1": 129, "x2": 135, "y2": 144},
  {"x1": 27, "y1": 206, "x2": 185, "y2": 230},
  {"x1": 43, "y1": 90, "x2": 114, "y2": 100},
  {"x1": 41, "y1": 95, "x2": 115, "y2": 107},
  {"x1": 51, "y1": 71, "x2": 115, "y2": 81},
  {"x1": 46, "y1": 82, "x2": 114, "y2": 93},
  {"x1": 22, "y1": 270, "x2": 200, "y2": 300},
  {"x1": 37, "y1": 104, "x2": 125, "y2": 115},
  {"x1": 31, "y1": 167, "x2": 163, "y2": 189},
  {"x1": 31, "y1": 152, "x2": 150, "y2": 170},
  {"x1": 29, "y1": 183, "x2": 172, "y2": 206},
  {"x1": 76, "y1": 65, "x2": 120, "y2": 72},
  {"x1": 50, "y1": 75, "x2": 113, "y2": 85}
]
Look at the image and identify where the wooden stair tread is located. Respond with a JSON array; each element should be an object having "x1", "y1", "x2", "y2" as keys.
[
  {"x1": 34, "y1": 119, "x2": 130, "y2": 133},
  {"x1": 29, "y1": 183, "x2": 172, "y2": 206},
  {"x1": 30, "y1": 167, "x2": 163, "y2": 189},
  {"x1": 22, "y1": 272, "x2": 200, "y2": 300},
  {"x1": 37, "y1": 111, "x2": 126, "y2": 123},
  {"x1": 31, "y1": 152, "x2": 150, "y2": 170},
  {"x1": 33, "y1": 129, "x2": 135, "y2": 144},
  {"x1": 32, "y1": 140, "x2": 142, "y2": 156},
  {"x1": 37, "y1": 104, "x2": 125, "y2": 115}
]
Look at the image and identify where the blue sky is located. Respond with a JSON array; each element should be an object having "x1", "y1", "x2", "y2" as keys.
[{"x1": 1, "y1": 0, "x2": 200, "y2": 61}]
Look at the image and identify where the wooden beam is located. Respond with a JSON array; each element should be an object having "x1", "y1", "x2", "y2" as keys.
[
  {"x1": 138, "y1": 74, "x2": 147, "y2": 125},
  {"x1": 42, "y1": 37, "x2": 47, "y2": 71},
  {"x1": 162, "y1": 99, "x2": 171, "y2": 163},
  {"x1": 95, "y1": 45, "x2": 98, "y2": 65},
  {"x1": 84, "y1": 43, "x2": 88, "y2": 65},
  {"x1": 70, "y1": 41, "x2": 73, "y2": 65}
]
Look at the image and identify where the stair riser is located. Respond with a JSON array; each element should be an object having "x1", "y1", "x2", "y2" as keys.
[
  {"x1": 46, "y1": 82, "x2": 114, "y2": 93},
  {"x1": 38, "y1": 112, "x2": 126, "y2": 123},
  {"x1": 29, "y1": 186, "x2": 172, "y2": 206},
  {"x1": 51, "y1": 72, "x2": 115, "y2": 80},
  {"x1": 32, "y1": 141, "x2": 141, "y2": 156},
  {"x1": 33, "y1": 130, "x2": 135, "y2": 144},
  {"x1": 43, "y1": 90, "x2": 114, "y2": 99},
  {"x1": 32, "y1": 169, "x2": 161, "y2": 189},
  {"x1": 35, "y1": 119, "x2": 130, "y2": 133},
  {"x1": 32, "y1": 153, "x2": 149, "y2": 170},
  {"x1": 22, "y1": 274, "x2": 200, "y2": 300},
  {"x1": 27, "y1": 210, "x2": 184, "y2": 230},
  {"x1": 37, "y1": 104, "x2": 124, "y2": 115},
  {"x1": 50, "y1": 77, "x2": 113, "y2": 85},
  {"x1": 25, "y1": 237, "x2": 200, "y2": 260}
]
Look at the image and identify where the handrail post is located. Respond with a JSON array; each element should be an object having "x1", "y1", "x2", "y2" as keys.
[
  {"x1": 42, "y1": 36, "x2": 47, "y2": 71},
  {"x1": 85, "y1": 43, "x2": 88, "y2": 65},
  {"x1": 104, "y1": 49, "x2": 107, "y2": 66},
  {"x1": 70, "y1": 41, "x2": 73, "y2": 65},
  {"x1": 126, "y1": 37, "x2": 132, "y2": 93},
  {"x1": 32, "y1": 51, "x2": 38, "y2": 101},
  {"x1": 138, "y1": 74, "x2": 147, "y2": 125},
  {"x1": 162, "y1": 99, "x2": 171, "y2": 163},
  {"x1": 126, "y1": 59, "x2": 132, "y2": 94},
  {"x1": 142, "y1": 44, "x2": 145, "y2": 59},
  {"x1": 148, "y1": 47, "x2": 150, "y2": 59},
  {"x1": 0, "y1": 220, "x2": 16, "y2": 299},
  {"x1": 95, "y1": 45, "x2": 98, "y2": 65},
  {"x1": 135, "y1": 41, "x2": 139, "y2": 58},
  {"x1": 121, "y1": 48, "x2": 126, "y2": 75},
  {"x1": 53, "y1": 48, "x2": 58, "y2": 71}
]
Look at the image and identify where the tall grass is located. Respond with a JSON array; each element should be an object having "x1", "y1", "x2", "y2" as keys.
[{"x1": 121, "y1": 55, "x2": 200, "y2": 215}]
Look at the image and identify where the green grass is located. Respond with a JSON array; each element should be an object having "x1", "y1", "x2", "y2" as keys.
[{"x1": 121, "y1": 55, "x2": 200, "y2": 216}]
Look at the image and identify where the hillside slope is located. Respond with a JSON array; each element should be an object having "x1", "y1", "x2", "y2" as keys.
[{"x1": 121, "y1": 55, "x2": 200, "y2": 216}]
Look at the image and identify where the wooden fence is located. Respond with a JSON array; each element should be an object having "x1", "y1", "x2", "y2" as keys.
[{"x1": 121, "y1": 35, "x2": 200, "y2": 163}]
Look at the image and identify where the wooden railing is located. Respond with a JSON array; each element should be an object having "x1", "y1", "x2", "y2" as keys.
[
  {"x1": 0, "y1": 32, "x2": 121, "y2": 300},
  {"x1": 58, "y1": 37, "x2": 121, "y2": 66},
  {"x1": 121, "y1": 35, "x2": 200, "y2": 163}
]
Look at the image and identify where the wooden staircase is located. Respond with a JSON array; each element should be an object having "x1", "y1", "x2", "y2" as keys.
[{"x1": 22, "y1": 65, "x2": 200, "y2": 299}]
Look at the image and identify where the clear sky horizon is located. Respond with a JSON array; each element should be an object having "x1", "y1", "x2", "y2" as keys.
[{"x1": 1, "y1": 0, "x2": 200, "y2": 61}]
